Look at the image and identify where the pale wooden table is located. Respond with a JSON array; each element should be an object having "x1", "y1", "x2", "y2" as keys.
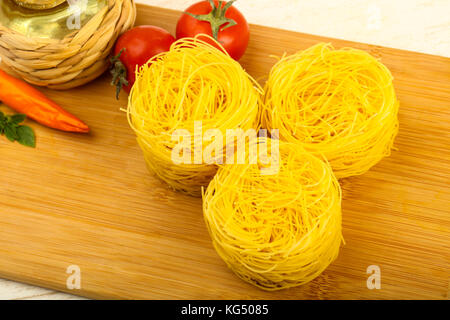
[{"x1": 1, "y1": 0, "x2": 448, "y2": 300}]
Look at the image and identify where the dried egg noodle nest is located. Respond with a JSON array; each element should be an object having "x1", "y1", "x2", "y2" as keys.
[
  {"x1": 203, "y1": 139, "x2": 343, "y2": 290},
  {"x1": 128, "y1": 36, "x2": 262, "y2": 196},
  {"x1": 261, "y1": 43, "x2": 399, "y2": 179}
]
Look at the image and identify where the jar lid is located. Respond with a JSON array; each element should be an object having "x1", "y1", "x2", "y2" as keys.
[{"x1": 12, "y1": 0, "x2": 66, "y2": 10}]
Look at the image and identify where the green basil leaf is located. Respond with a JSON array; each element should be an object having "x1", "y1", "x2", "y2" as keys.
[
  {"x1": 16, "y1": 125, "x2": 36, "y2": 148},
  {"x1": 10, "y1": 114, "x2": 27, "y2": 125},
  {"x1": 4, "y1": 124, "x2": 18, "y2": 142}
]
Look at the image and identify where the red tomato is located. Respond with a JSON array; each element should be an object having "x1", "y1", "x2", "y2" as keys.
[
  {"x1": 176, "y1": 0, "x2": 249, "y2": 60},
  {"x1": 110, "y1": 25, "x2": 175, "y2": 98}
]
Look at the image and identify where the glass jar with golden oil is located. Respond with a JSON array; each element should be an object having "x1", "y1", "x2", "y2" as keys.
[{"x1": 0, "y1": 0, "x2": 107, "y2": 39}]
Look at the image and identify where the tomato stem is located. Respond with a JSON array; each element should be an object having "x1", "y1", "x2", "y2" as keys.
[
  {"x1": 110, "y1": 48, "x2": 129, "y2": 100},
  {"x1": 183, "y1": 0, "x2": 238, "y2": 41}
]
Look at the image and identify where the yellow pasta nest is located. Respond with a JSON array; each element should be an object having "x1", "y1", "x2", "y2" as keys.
[
  {"x1": 262, "y1": 43, "x2": 399, "y2": 179},
  {"x1": 128, "y1": 36, "x2": 262, "y2": 196},
  {"x1": 203, "y1": 139, "x2": 343, "y2": 290}
]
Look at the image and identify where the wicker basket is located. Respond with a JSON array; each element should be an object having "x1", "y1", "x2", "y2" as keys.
[{"x1": 0, "y1": 0, "x2": 136, "y2": 89}]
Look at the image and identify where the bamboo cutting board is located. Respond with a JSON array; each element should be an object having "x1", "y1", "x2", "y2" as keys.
[{"x1": 0, "y1": 4, "x2": 449, "y2": 300}]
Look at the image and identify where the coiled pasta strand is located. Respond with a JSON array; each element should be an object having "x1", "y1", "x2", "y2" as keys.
[
  {"x1": 203, "y1": 138, "x2": 343, "y2": 290},
  {"x1": 128, "y1": 36, "x2": 262, "y2": 196},
  {"x1": 262, "y1": 43, "x2": 399, "y2": 179}
]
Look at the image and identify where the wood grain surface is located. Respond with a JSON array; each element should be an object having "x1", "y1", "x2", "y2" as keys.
[{"x1": 0, "y1": 4, "x2": 449, "y2": 300}]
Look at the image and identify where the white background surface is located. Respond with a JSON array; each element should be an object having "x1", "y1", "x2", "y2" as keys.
[{"x1": 1, "y1": 0, "x2": 449, "y2": 300}]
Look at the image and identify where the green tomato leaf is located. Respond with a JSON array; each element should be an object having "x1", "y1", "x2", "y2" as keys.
[{"x1": 16, "y1": 125, "x2": 36, "y2": 148}]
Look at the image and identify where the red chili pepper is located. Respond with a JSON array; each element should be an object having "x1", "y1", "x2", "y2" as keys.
[{"x1": 0, "y1": 70, "x2": 89, "y2": 133}]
